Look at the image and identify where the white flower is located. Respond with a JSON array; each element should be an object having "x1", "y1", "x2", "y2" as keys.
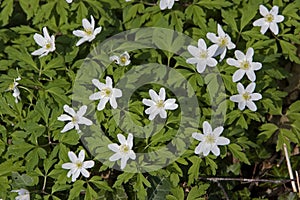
[
  {"x1": 7, "y1": 77, "x2": 21, "y2": 103},
  {"x1": 73, "y1": 15, "x2": 102, "y2": 46},
  {"x1": 108, "y1": 133, "x2": 136, "y2": 169},
  {"x1": 62, "y1": 150, "x2": 95, "y2": 182},
  {"x1": 66, "y1": 0, "x2": 72, "y2": 3},
  {"x1": 57, "y1": 105, "x2": 93, "y2": 133},
  {"x1": 192, "y1": 121, "x2": 230, "y2": 157},
  {"x1": 253, "y1": 5, "x2": 284, "y2": 35},
  {"x1": 142, "y1": 87, "x2": 178, "y2": 120},
  {"x1": 109, "y1": 51, "x2": 131, "y2": 66},
  {"x1": 31, "y1": 27, "x2": 55, "y2": 57},
  {"x1": 186, "y1": 39, "x2": 218, "y2": 73},
  {"x1": 89, "y1": 76, "x2": 122, "y2": 111},
  {"x1": 159, "y1": 0, "x2": 178, "y2": 10},
  {"x1": 226, "y1": 47, "x2": 262, "y2": 82},
  {"x1": 11, "y1": 188, "x2": 30, "y2": 200},
  {"x1": 206, "y1": 24, "x2": 236, "y2": 61},
  {"x1": 230, "y1": 82, "x2": 262, "y2": 111}
]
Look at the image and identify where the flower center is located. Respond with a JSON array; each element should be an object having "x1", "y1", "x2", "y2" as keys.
[
  {"x1": 101, "y1": 88, "x2": 112, "y2": 97},
  {"x1": 85, "y1": 29, "x2": 93, "y2": 36},
  {"x1": 76, "y1": 161, "x2": 83, "y2": 169},
  {"x1": 205, "y1": 135, "x2": 215, "y2": 144},
  {"x1": 199, "y1": 50, "x2": 208, "y2": 59},
  {"x1": 265, "y1": 14, "x2": 274, "y2": 23},
  {"x1": 120, "y1": 56, "x2": 127, "y2": 64},
  {"x1": 240, "y1": 61, "x2": 250, "y2": 70},
  {"x1": 120, "y1": 144, "x2": 130, "y2": 153},
  {"x1": 219, "y1": 37, "x2": 228, "y2": 47},
  {"x1": 72, "y1": 116, "x2": 79, "y2": 124},
  {"x1": 45, "y1": 42, "x2": 52, "y2": 49},
  {"x1": 156, "y1": 100, "x2": 165, "y2": 108},
  {"x1": 8, "y1": 83, "x2": 15, "y2": 90},
  {"x1": 242, "y1": 92, "x2": 251, "y2": 101}
]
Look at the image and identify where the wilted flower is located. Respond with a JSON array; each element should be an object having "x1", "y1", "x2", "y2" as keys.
[
  {"x1": 7, "y1": 77, "x2": 21, "y2": 103},
  {"x1": 31, "y1": 27, "x2": 55, "y2": 57},
  {"x1": 89, "y1": 76, "x2": 122, "y2": 111},
  {"x1": 192, "y1": 121, "x2": 230, "y2": 157},
  {"x1": 159, "y1": 0, "x2": 178, "y2": 10},
  {"x1": 62, "y1": 150, "x2": 95, "y2": 182},
  {"x1": 73, "y1": 15, "x2": 102, "y2": 46},
  {"x1": 230, "y1": 82, "x2": 262, "y2": 111},
  {"x1": 186, "y1": 39, "x2": 218, "y2": 73},
  {"x1": 57, "y1": 105, "x2": 93, "y2": 133},
  {"x1": 253, "y1": 5, "x2": 284, "y2": 35},
  {"x1": 142, "y1": 87, "x2": 178, "y2": 120},
  {"x1": 11, "y1": 188, "x2": 30, "y2": 200},
  {"x1": 109, "y1": 51, "x2": 131, "y2": 66},
  {"x1": 226, "y1": 47, "x2": 262, "y2": 82},
  {"x1": 206, "y1": 24, "x2": 236, "y2": 61},
  {"x1": 108, "y1": 133, "x2": 136, "y2": 169}
]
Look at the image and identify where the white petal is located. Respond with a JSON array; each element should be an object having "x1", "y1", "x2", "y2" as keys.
[
  {"x1": 109, "y1": 153, "x2": 122, "y2": 161},
  {"x1": 92, "y1": 79, "x2": 105, "y2": 90},
  {"x1": 198, "y1": 39, "x2": 207, "y2": 50},
  {"x1": 105, "y1": 76, "x2": 113, "y2": 88},
  {"x1": 113, "y1": 88, "x2": 122, "y2": 98},
  {"x1": 251, "y1": 93, "x2": 262, "y2": 101},
  {"x1": 226, "y1": 58, "x2": 239, "y2": 67},
  {"x1": 159, "y1": 0, "x2": 168, "y2": 10},
  {"x1": 219, "y1": 48, "x2": 227, "y2": 61},
  {"x1": 211, "y1": 145, "x2": 220, "y2": 156},
  {"x1": 62, "y1": 162, "x2": 75, "y2": 169},
  {"x1": 78, "y1": 117, "x2": 92, "y2": 126},
  {"x1": 90, "y1": 15, "x2": 95, "y2": 29},
  {"x1": 149, "y1": 89, "x2": 159, "y2": 102},
  {"x1": 245, "y1": 82, "x2": 256, "y2": 93},
  {"x1": 159, "y1": 109, "x2": 167, "y2": 118},
  {"x1": 216, "y1": 137, "x2": 230, "y2": 145},
  {"x1": 270, "y1": 6, "x2": 278, "y2": 16},
  {"x1": 83, "y1": 160, "x2": 94, "y2": 168},
  {"x1": 206, "y1": 58, "x2": 218, "y2": 67},
  {"x1": 187, "y1": 46, "x2": 200, "y2": 58},
  {"x1": 203, "y1": 121, "x2": 212, "y2": 135},
  {"x1": 149, "y1": 109, "x2": 160, "y2": 120},
  {"x1": 202, "y1": 143, "x2": 211, "y2": 156},
  {"x1": 43, "y1": 27, "x2": 51, "y2": 40},
  {"x1": 159, "y1": 88, "x2": 165, "y2": 100},
  {"x1": 269, "y1": 22, "x2": 279, "y2": 35},
  {"x1": 235, "y1": 50, "x2": 245, "y2": 61},
  {"x1": 76, "y1": 38, "x2": 88, "y2": 46},
  {"x1": 165, "y1": 100, "x2": 178, "y2": 110},
  {"x1": 94, "y1": 27, "x2": 102, "y2": 36},
  {"x1": 61, "y1": 122, "x2": 74, "y2": 133},
  {"x1": 192, "y1": 132, "x2": 204, "y2": 141},
  {"x1": 78, "y1": 150, "x2": 85, "y2": 162},
  {"x1": 33, "y1": 33, "x2": 46, "y2": 47},
  {"x1": 246, "y1": 48, "x2": 254, "y2": 61},
  {"x1": 82, "y1": 18, "x2": 92, "y2": 31},
  {"x1": 109, "y1": 97, "x2": 118, "y2": 109},
  {"x1": 80, "y1": 168, "x2": 90, "y2": 178},
  {"x1": 194, "y1": 143, "x2": 204, "y2": 154},
  {"x1": 97, "y1": 98, "x2": 109, "y2": 111},
  {"x1": 63, "y1": 105, "x2": 76, "y2": 116},
  {"x1": 232, "y1": 69, "x2": 245, "y2": 82},
  {"x1": 230, "y1": 94, "x2": 243, "y2": 103},
  {"x1": 108, "y1": 143, "x2": 119, "y2": 152},
  {"x1": 252, "y1": 62, "x2": 262, "y2": 70},
  {"x1": 117, "y1": 134, "x2": 127, "y2": 145},
  {"x1": 259, "y1": 5, "x2": 269, "y2": 16},
  {"x1": 186, "y1": 57, "x2": 199, "y2": 64},
  {"x1": 260, "y1": 24, "x2": 269, "y2": 35},
  {"x1": 207, "y1": 44, "x2": 218, "y2": 57},
  {"x1": 77, "y1": 105, "x2": 87, "y2": 116},
  {"x1": 217, "y1": 24, "x2": 225, "y2": 37},
  {"x1": 73, "y1": 30, "x2": 86, "y2": 37},
  {"x1": 246, "y1": 101, "x2": 257, "y2": 111},
  {"x1": 253, "y1": 18, "x2": 266, "y2": 27},
  {"x1": 128, "y1": 150, "x2": 136, "y2": 160},
  {"x1": 238, "y1": 101, "x2": 246, "y2": 110},
  {"x1": 246, "y1": 70, "x2": 256, "y2": 82},
  {"x1": 120, "y1": 157, "x2": 129, "y2": 169},
  {"x1": 72, "y1": 169, "x2": 81, "y2": 182},
  {"x1": 89, "y1": 92, "x2": 102, "y2": 100},
  {"x1": 196, "y1": 61, "x2": 207, "y2": 73},
  {"x1": 213, "y1": 126, "x2": 224, "y2": 136},
  {"x1": 227, "y1": 41, "x2": 236, "y2": 49},
  {"x1": 127, "y1": 133, "x2": 134, "y2": 149},
  {"x1": 206, "y1": 32, "x2": 218, "y2": 43},
  {"x1": 31, "y1": 48, "x2": 46, "y2": 56},
  {"x1": 237, "y1": 82, "x2": 245, "y2": 94},
  {"x1": 275, "y1": 15, "x2": 284, "y2": 23},
  {"x1": 143, "y1": 99, "x2": 155, "y2": 107},
  {"x1": 58, "y1": 114, "x2": 72, "y2": 121},
  {"x1": 68, "y1": 151, "x2": 78, "y2": 163}
]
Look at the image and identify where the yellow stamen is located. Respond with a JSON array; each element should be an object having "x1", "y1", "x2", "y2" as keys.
[
  {"x1": 45, "y1": 43, "x2": 51, "y2": 49},
  {"x1": 205, "y1": 135, "x2": 215, "y2": 144},
  {"x1": 243, "y1": 92, "x2": 251, "y2": 101},
  {"x1": 156, "y1": 100, "x2": 165, "y2": 108},
  {"x1": 219, "y1": 37, "x2": 228, "y2": 47},
  {"x1": 120, "y1": 144, "x2": 129, "y2": 153},
  {"x1": 240, "y1": 61, "x2": 250, "y2": 70},
  {"x1": 85, "y1": 29, "x2": 93, "y2": 36},
  {"x1": 265, "y1": 14, "x2": 274, "y2": 23},
  {"x1": 199, "y1": 51, "x2": 208, "y2": 59}
]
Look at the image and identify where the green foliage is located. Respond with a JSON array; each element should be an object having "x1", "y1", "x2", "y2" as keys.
[{"x1": 0, "y1": 0, "x2": 300, "y2": 199}]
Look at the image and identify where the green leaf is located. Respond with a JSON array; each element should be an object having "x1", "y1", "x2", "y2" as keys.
[
  {"x1": 188, "y1": 156, "x2": 202, "y2": 185},
  {"x1": 279, "y1": 40, "x2": 300, "y2": 64},
  {"x1": 228, "y1": 143, "x2": 250, "y2": 165},
  {"x1": 187, "y1": 184, "x2": 210, "y2": 200},
  {"x1": 0, "y1": 0, "x2": 14, "y2": 26},
  {"x1": 276, "y1": 128, "x2": 298, "y2": 152},
  {"x1": 11, "y1": 172, "x2": 35, "y2": 187},
  {"x1": 68, "y1": 180, "x2": 85, "y2": 200},
  {"x1": 257, "y1": 123, "x2": 278, "y2": 142},
  {"x1": 240, "y1": 1, "x2": 261, "y2": 31}
]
